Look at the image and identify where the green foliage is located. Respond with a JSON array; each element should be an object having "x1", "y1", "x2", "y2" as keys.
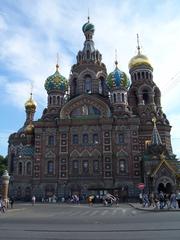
[{"x1": 0, "y1": 155, "x2": 8, "y2": 175}]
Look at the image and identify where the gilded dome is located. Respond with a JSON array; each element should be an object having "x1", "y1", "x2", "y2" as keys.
[
  {"x1": 25, "y1": 123, "x2": 34, "y2": 135},
  {"x1": 44, "y1": 64, "x2": 68, "y2": 93},
  {"x1": 128, "y1": 53, "x2": 152, "y2": 70},
  {"x1": 25, "y1": 94, "x2": 37, "y2": 110},
  {"x1": 107, "y1": 63, "x2": 130, "y2": 90}
]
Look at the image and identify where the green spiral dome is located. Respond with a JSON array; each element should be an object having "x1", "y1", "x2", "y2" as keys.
[{"x1": 44, "y1": 65, "x2": 68, "y2": 93}]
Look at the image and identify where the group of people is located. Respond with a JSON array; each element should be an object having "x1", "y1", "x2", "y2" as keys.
[{"x1": 139, "y1": 191, "x2": 180, "y2": 209}]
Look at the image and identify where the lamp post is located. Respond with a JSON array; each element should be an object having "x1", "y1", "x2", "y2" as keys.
[{"x1": 1, "y1": 170, "x2": 10, "y2": 207}]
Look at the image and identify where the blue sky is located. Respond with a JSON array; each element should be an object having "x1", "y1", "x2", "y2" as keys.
[{"x1": 0, "y1": 0, "x2": 180, "y2": 157}]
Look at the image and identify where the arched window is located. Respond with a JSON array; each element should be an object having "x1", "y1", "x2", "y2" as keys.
[
  {"x1": 49, "y1": 96, "x2": 52, "y2": 105},
  {"x1": 47, "y1": 161, "x2": 54, "y2": 174},
  {"x1": 134, "y1": 74, "x2": 137, "y2": 81},
  {"x1": 142, "y1": 72, "x2": 145, "y2": 78},
  {"x1": 122, "y1": 93, "x2": 125, "y2": 102},
  {"x1": 53, "y1": 96, "x2": 56, "y2": 105},
  {"x1": 84, "y1": 75, "x2": 92, "y2": 93},
  {"x1": 113, "y1": 93, "x2": 116, "y2": 103},
  {"x1": 83, "y1": 160, "x2": 89, "y2": 173},
  {"x1": 137, "y1": 72, "x2": 140, "y2": 80},
  {"x1": 93, "y1": 160, "x2": 99, "y2": 172},
  {"x1": 142, "y1": 89, "x2": 149, "y2": 105},
  {"x1": 73, "y1": 134, "x2": 79, "y2": 144},
  {"x1": 48, "y1": 135, "x2": 55, "y2": 145},
  {"x1": 26, "y1": 162, "x2": 32, "y2": 175},
  {"x1": 93, "y1": 133, "x2": 99, "y2": 144},
  {"x1": 118, "y1": 133, "x2": 124, "y2": 144},
  {"x1": 99, "y1": 77, "x2": 105, "y2": 95},
  {"x1": 72, "y1": 78, "x2": 77, "y2": 95},
  {"x1": 119, "y1": 160, "x2": 126, "y2": 173},
  {"x1": 57, "y1": 96, "x2": 60, "y2": 105},
  {"x1": 18, "y1": 162, "x2": 23, "y2": 175},
  {"x1": 146, "y1": 72, "x2": 148, "y2": 79},
  {"x1": 99, "y1": 80, "x2": 102, "y2": 94},
  {"x1": 154, "y1": 87, "x2": 161, "y2": 106},
  {"x1": 73, "y1": 160, "x2": 78, "y2": 169},
  {"x1": 83, "y1": 133, "x2": 89, "y2": 144},
  {"x1": 73, "y1": 160, "x2": 79, "y2": 174},
  {"x1": 87, "y1": 50, "x2": 90, "y2": 59}
]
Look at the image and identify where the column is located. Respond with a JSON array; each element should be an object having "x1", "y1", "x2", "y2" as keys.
[{"x1": 1, "y1": 170, "x2": 10, "y2": 208}]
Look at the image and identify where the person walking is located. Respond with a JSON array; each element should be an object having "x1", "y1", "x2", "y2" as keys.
[
  {"x1": 170, "y1": 192, "x2": 177, "y2": 209},
  {"x1": 176, "y1": 191, "x2": 180, "y2": 208},
  {"x1": 32, "y1": 195, "x2": 36, "y2": 206},
  {"x1": 0, "y1": 199, "x2": 6, "y2": 213},
  {"x1": 159, "y1": 191, "x2": 165, "y2": 209},
  {"x1": 9, "y1": 197, "x2": 14, "y2": 209}
]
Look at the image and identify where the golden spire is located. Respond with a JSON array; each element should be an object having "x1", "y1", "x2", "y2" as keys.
[
  {"x1": 137, "y1": 33, "x2": 141, "y2": 55},
  {"x1": 56, "y1": 53, "x2": 59, "y2": 71},
  {"x1": 115, "y1": 49, "x2": 118, "y2": 67}
]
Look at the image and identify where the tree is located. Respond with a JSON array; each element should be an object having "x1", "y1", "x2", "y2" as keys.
[{"x1": 0, "y1": 155, "x2": 8, "y2": 175}]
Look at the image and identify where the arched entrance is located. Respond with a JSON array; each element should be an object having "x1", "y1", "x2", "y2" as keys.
[
  {"x1": 158, "y1": 183, "x2": 165, "y2": 193},
  {"x1": 166, "y1": 183, "x2": 172, "y2": 194},
  {"x1": 158, "y1": 182, "x2": 172, "y2": 194}
]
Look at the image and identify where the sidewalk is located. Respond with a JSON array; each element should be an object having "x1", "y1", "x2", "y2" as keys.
[{"x1": 129, "y1": 202, "x2": 180, "y2": 212}]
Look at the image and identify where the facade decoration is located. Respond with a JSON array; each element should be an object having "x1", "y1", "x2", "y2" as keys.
[{"x1": 7, "y1": 19, "x2": 179, "y2": 201}]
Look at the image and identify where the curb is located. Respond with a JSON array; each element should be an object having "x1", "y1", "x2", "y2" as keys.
[{"x1": 129, "y1": 203, "x2": 180, "y2": 212}]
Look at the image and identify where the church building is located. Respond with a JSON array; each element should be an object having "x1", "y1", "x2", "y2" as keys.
[{"x1": 7, "y1": 18, "x2": 180, "y2": 201}]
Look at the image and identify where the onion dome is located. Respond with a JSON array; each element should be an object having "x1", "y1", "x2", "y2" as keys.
[
  {"x1": 128, "y1": 53, "x2": 152, "y2": 70},
  {"x1": 128, "y1": 34, "x2": 153, "y2": 70},
  {"x1": 82, "y1": 17, "x2": 95, "y2": 34},
  {"x1": 25, "y1": 93, "x2": 37, "y2": 110},
  {"x1": 44, "y1": 64, "x2": 68, "y2": 93},
  {"x1": 24, "y1": 123, "x2": 34, "y2": 135},
  {"x1": 107, "y1": 61, "x2": 130, "y2": 90}
]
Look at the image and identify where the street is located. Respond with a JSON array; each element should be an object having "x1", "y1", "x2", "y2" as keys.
[{"x1": 0, "y1": 203, "x2": 180, "y2": 240}]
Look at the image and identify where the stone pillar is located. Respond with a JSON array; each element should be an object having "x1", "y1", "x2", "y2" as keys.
[{"x1": 1, "y1": 170, "x2": 10, "y2": 207}]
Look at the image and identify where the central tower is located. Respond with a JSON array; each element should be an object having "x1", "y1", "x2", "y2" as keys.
[{"x1": 69, "y1": 17, "x2": 109, "y2": 98}]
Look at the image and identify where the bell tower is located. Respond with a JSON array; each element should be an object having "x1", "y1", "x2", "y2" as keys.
[{"x1": 128, "y1": 34, "x2": 162, "y2": 120}]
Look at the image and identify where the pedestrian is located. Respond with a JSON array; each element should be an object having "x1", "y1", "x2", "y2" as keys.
[
  {"x1": 32, "y1": 195, "x2": 36, "y2": 206},
  {"x1": 159, "y1": 191, "x2": 165, "y2": 209},
  {"x1": 0, "y1": 199, "x2": 6, "y2": 213},
  {"x1": 153, "y1": 193, "x2": 159, "y2": 209},
  {"x1": 142, "y1": 193, "x2": 149, "y2": 207},
  {"x1": 170, "y1": 193, "x2": 176, "y2": 209},
  {"x1": 139, "y1": 192, "x2": 143, "y2": 204},
  {"x1": 176, "y1": 191, "x2": 180, "y2": 208},
  {"x1": 149, "y1": 192, "x2": 155, "y2": 207},
  {"x1": 9, "y1": 197, "x2": 14, "y2": 209}
]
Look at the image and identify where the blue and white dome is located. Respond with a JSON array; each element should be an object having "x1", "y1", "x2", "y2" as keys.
[{"x1": 107, "y1": 62, "x2": 130, "y2": 90}]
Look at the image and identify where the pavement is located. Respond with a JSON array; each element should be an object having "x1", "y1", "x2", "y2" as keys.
[
  {"x1": 3, "y1": 202, "x2": 180, "y2": 213},
  {"x1": 129, "y1": 202, "x2": 180, "y2": 212}
]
